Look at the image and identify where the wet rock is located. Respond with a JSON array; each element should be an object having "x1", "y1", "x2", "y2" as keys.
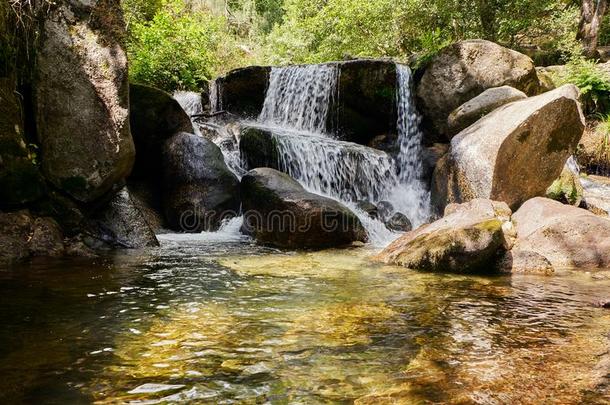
[
  {"x1": 216, "y1": 66, "x2": 270, "y2": 118},
  {"x1": 356, "y1": 201, "x2": 378, "y2": 219},
  {"x1": 376, "y1": 201, "x2": 395, "y2": 221},
  {"x1": 386, "y1": 212, "x2": 412, "y2": 232},
  {"x1": 0, "y1": 210, "x2": 66, "y2": 263},
  {"x1": 447, "y1": 86, "x2": 528, "y2": 136},
  {"x1": 87, "y1": 187, "x2": 159, "y2": 249},
  {"x1": 239, "y1": 126, "x2": 280, "y2": 170},
  {"x1": 129, "y1": 84, "x2": 194, "y2": 178},
  {"x1": 375, "y1": 199, "x2": 511, "y2": 273},
  {"x1": 35, "y1": 0, "x2": 135, "y2": 202},
  {"x1": 0, "y1": 78, "x2": 46, "y2": 207},
  {"x1": 127, "y1": 180, "x2": 166, "y2": 233},
  {"x1": 417, "y1": 40, "x2": 541, "y2": 137},
  {"x1": 162, "y1": 132, "x2": 240, "y2": 232},
  {"x1": 29, "y1": 217, "x2": 65, "y2": 257},
  {"x1": 241, "y1": 168, "x2": 367, "y2": 249},
  {"x1": 499, "y1": 249, "x2": 555, "y2": 276},
  {"x1": 431, "y1": 85, "x2": 585, "y2": 213},
  {"x1": 581, "y1": 176, "x2": 610, "y2": 217},
  {"x1": 512, "y1": 197, "x2": 610, "y2": 268},
  {"x1": 422, "y1": 143, "x2": 449, "y2": 181},
  {"x1": 546, "y1": 164, "x2": 584, "y2": 206}
]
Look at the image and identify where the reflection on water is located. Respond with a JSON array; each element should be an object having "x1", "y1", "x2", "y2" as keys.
[{"x1": 0, "y1": 236, "x2": 609, "y2": 404}]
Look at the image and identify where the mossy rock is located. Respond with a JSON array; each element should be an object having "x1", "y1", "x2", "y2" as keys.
[{"x1": 546, "y1": 167, "x2": 584, "y2": 206}]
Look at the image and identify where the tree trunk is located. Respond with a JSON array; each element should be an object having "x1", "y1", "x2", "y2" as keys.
[
  {"x1": 578, "y1": 0, "x2": 608, "y2": 59},
  {"x1": 477, "y1": 0, "x2": 498, "y2": 42}
]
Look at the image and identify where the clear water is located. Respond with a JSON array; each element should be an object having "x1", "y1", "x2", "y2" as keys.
[{"x1": 0, "y1": 240, "x2": 609, "y2": 404}]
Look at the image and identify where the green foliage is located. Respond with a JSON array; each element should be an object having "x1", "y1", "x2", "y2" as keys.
[
  {"x1": 126, "y1": 0, "x2": 247, "y2": 91},
  {"x1": 557, "y1": 60, "x2": 610, "y2": 115},
  {"x1": 596, "y1": 114, "x2": 610, "y2": 157}
]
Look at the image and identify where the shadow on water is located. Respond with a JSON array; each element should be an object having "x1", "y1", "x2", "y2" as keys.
[{"x1": 0, "y1": 239, "x2": 608, "y2": 404}]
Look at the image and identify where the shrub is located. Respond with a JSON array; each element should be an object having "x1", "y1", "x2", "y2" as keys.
[
  {"x1": 555, "y1": 59, "x2": 610, "y2": 115},
  {"x1": 126, "y1": 0, "x2": 248, "y2": 92}
]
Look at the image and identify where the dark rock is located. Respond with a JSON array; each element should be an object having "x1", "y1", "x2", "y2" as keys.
[
  {"x1": 162, "y1": 132, "x2": 240, "y2": 232},
  {"x1": 127, "y1": 180, "x2": 166, "y2": 233},
  {"x1": 356, "y1": 201, "x2": 378, "y2": 219},
  {"x1": 0, "y1": 78, "x2": 46, "y2": 207},
  {"x1": 332, "y1": 60, "x2": 397, "y2": 145},
  {"x1": 35, "y1": 0, "x2": 135, "y2": 202},
  {"x1": 87, "y1": 187, "x2": 159, "y2": 249},
  {"x1": 129, "y1": 84, "x2": 194, "y2": 178},
  {"x1": 217, "y1": 66, "x2": 271, "y2": 118},
  {"x1": 29, "y1": 217, "x2": 65, "y2": 257},
  {"x1": 417, "y1": 40, "x2": 541, "y2": 138},
  {"x1": 376, "y1": 201, "x2": 395, "y2": 221},
  {"x1": 386, "y1": 212, "x2": 412, "y2": 232},
  {"x1": 422, "y1": 143, "x2": 449, "y2": 181},
  {"x1": 241, "y1": 168, "x2": 367, "y2": 249},
  {"x1": 239, "y1": 126, "x2": 280, "y2": 169}
]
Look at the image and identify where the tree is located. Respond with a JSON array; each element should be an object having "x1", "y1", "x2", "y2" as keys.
[{"x1": 578, "y1": 0, "x2": 608, "y2": 58}]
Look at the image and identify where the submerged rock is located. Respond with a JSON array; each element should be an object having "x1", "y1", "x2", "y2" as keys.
[
  {"x1": 417, "y1": 40, "x2": 540, "y2": 137},
  {"x1": 162, "y1": 132, "x2": 240, "y2": 232},
  {"x1": 129, "y1": 84, "x2": 194, "y2": 178},
  {"x1": 432, "y1": 85, "x2": 585, "y2": 212},
  {"x1": 0, "y1": 78, "x2": 46, "y2": 207},
  {"x1": 512, "y1": 197, "x2": 610, "y2": 269},
  {"x1": 35, "y1": 0, "x2": 135, "y2": 202},
  {"x1": 375, "y1": 199, "x2": 511, "y2": 273},
  {"x1": 240, "y1": 168, "x2": 367, "y2": 249},
  {"x1": 447, "y1": 86, "x2": 528, "y2": 136}
]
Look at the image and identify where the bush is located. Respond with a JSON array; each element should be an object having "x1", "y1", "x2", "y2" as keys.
[
  {"x1": 126, "y1": 0, "x2": 248, "y2": 92},
  {"x1": 555, "y1": 60, "x2": 610, "y2": 115}
]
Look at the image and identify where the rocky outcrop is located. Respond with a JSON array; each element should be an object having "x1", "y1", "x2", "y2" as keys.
[
  {"x1": 35, "y1": 0, "x2": 135, "y2": 202},
  {"x1": 87, "y1": 187, "x2": 159, "y2": 249},
  {"x1": 417, "y1": 40, "x2": 541, "y2": 137},
  {"x1": 216, "y1": 66, "x2": 270, "y2": 118},
  {"x1": 0, "y1": 78, "x2": 46, "y2": 207},
  {"x1": 0, "y1": 211, "x2": 65, "y2": 264},
  {"x1": 162, "y1": 132, "x2": 240, "y2": 232},
  {"x1": 447, "y1": 86, "x2": 527, "y2": 136},
  {"x1": 432, "y1": 85, "x2": 585, "y2": 212},
  {"x1": 241, "y1": 168, "x2": 367, "y2": 249},
  {"x1": 512, "y1": 197, "x2": 610, "y2": 268},
  {"x1": 375, "y1": 199, "x2": 511, "y2": 273},
  {"x1": 129, "y1": 84, "x2": 194, "y2": 178}
]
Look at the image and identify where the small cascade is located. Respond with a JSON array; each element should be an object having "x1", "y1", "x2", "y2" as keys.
[
  {"x1": 258, "y1": 64, "x2": 338, "y2": 133},
  {"x1": 209, "y1": 79, "x2": 222, "y2": 114},
  {"x1": 173, "y1": 91, "x2": 204, "y2": 116}
]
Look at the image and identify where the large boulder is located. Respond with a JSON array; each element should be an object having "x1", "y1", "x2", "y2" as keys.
[
  {"x1": 241, "y1": 168, "x2": 367, "y2": 249},
  {"x1": 0, "y1": 78, "x2": 46, "y2": 207},
  {"x1": 512, "y1": 197, "x2": 610, "y2": 268},
  {"x1": 216, "y1": 66, "x2": 270, "y2": 118},
  {"x1": 35, "y1": 0, "x2": 135, "y2": 202},
  {"x1": 447, "y1": 86, "x2": 528, "y2": 136},
  {"x1": 87, "y1": 187, "x2": 159, "y2": 249},
  {"x1": 417, "y1": 40, "x2": 541, "y2": 137},
  {"x1": 162, "y1": 132, "x2": 240, "y2": 232},
  {"x1": 374, "y1": 199, "x2": 511, "y2": 273},
  {"x1": 0, "y1": 211, "x2": 65, "y2": 264},
  {"x1": 129, "y1": 84, "x2": 194, "y2": 178},
  {"x1": 431, "y1": 85, "x2": 585, "y2": 212}
]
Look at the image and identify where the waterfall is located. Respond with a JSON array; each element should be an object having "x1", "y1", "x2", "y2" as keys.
[
  {"x1": 173, "y1": 91, "x2": 204, "y2": 116},
  {"x1": 258, "y1": 64, "x2": 338, "y2": 134}
]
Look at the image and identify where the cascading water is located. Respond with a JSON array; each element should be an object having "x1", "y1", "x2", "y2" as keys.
[
  {"x1": 259, "y1": 64, "x2": 338, "y2": 134},
  {"x1": 251, "y1": 63, "x2": 430, "y2": 245},
  {"x1": 173, "y1": 91, "x2": 204, "y2": 117}
]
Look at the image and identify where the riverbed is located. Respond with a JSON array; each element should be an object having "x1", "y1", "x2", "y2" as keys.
[{"x1": 0, "y1": 234, "x2": 609, "y2": 404}]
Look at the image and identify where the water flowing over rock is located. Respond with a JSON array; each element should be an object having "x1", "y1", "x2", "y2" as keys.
[
  {"x1": 162, "y1": 132, "x2": 240, "y2": 233},
  {"x1": 240, "y1": 168, "x2": 367, "y2": 249},
  {"x1": 35, "y1": 0, "x2": 135, "y2": 202},
  {"x1": 432, "y1": 85, "x2": 585, "y2": 212},
  {"x1": 512, "y1": 197, "x2": 610, "y2": 268},
  {"x1": 417, "y1": 40, "x2": 541, "y2": 138},
  {"x1": 259, "y1": 65, "x2": 338, "y2": 134},
  {"x1": 375, "y1": 199, "x2": 512, "y2": 273}
]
